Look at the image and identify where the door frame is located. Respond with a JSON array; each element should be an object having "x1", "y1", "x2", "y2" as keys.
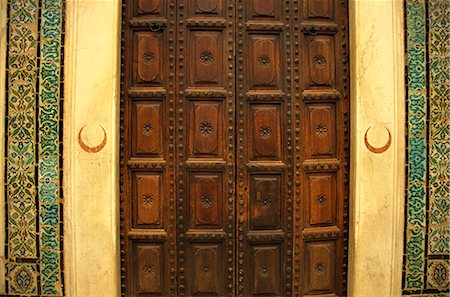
[{"x1": 0, "y1": 0, "x2": 407, "y2": 296}]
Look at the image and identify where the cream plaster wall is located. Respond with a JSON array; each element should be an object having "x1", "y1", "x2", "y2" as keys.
[
  {"x1": 64, "y1": 0, "x2": 121, "y2": 296},
  {"x1": 0, "y1": 0, "x2": 405, "y2": 296},
  {"x1": 348, "y1": 0, "x2": 405, "y2": 296},
  {"x1": 0, "y1": 0, "x2": 7, "y2": 293}
]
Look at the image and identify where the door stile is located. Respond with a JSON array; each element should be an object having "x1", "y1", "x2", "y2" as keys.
[
  {"x1": 174, "y1": 1, "x2": 236, "y2": 296},
  {"x1": 120, "y1": 0, "x2": 178, "y2": 296},
  {"x1": 235, "y1": 1, "x2": 294, "y2": 296},
  {"x1": 296, "y1": 0, "x2": 350, "y2": 296}
]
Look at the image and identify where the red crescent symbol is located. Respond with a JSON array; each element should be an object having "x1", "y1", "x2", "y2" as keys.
[
  {"x1": 364, "y1": 126, "x2": 392, "y2": 154},
  {"x1": 78, "y1": 125, "x2": 107, "y2": 153}
]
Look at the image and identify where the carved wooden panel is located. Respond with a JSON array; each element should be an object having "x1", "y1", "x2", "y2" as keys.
[
  {"x1": 307, "y1": 104, "x2": 336, "y2": 158},
  {"x1": 135, "y1": 0, "x2": 164, "y2": 16},
  {"x1": 188, "y1": 101, "x2": 223, "y2": 158},
  {"x1": 248, "y1": 34, "x2": 282, "y2": 91},
  {"x1": 189, "y1": 31, "x2": 223, "y2": 87},
  {"x1": 304, "y1": 241, "x2": 336, "y2": 294},
  {"x1": 186, "y1": 244, "x2": 225, "y2": 296},
  {"x1": 189, "y1": 172, "x2": 223, "y2": 229},
  {"x1": 133, "y1": 32, "x2": 164, "y2": 86},
  {"x1": 247, "y1": 0, "x2": 280, "y2": 20},
  {"x1": 132, "y1": 101, "x2": 163, "y2": 157},
  {"x1": 304, "y1": 35, "x2": 336, "y2": 89},
  {"x1": 249, "y1": 245, "x2": 282, "y2": 296},
  {"x1": 133, "y1": 172, "x2": 163, "y2": 228},
  {"x1": 249, "y1": 104, "x2": 282, "y2": 161},
  {"x1": 133, "y1": 243, "x2": 166, "y2": 295},
  {"x1": 250, "y1": 175, "x2": 282, "y2": 230},
  {"x1": 303, "y1": 0, "x2": 334, "y2": 20},
  {"x1": 306, "y1": 173, "x2": 337, "y2": 227},
  {"x1": 121, "y1": 0, "x2": 349, "y2": 296},
  {"x1": 189, "y1": 0, "x2": 223, "y2": 17}
]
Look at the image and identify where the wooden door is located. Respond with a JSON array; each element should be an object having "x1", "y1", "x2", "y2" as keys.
[{"x1": 120, "y1": 1, "x2": 349, "y2": 296}]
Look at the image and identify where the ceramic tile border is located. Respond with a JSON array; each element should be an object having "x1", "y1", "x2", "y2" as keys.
[
  {"x1": 0, "y1": 0, "x2": 7, "y2": 293},
  {"x1": 403, "y1": 0, "x2": 450, "y2": 295},
  {"x1": 4, "y1": 0, "x2": 64, "y2": 295}
]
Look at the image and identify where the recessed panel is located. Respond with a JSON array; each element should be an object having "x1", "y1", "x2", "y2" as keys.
[
  {"x1": 189, "y1": 31, "x2": 223, "y2": 87},
  {"x1": 305, "y1": 35, "x2": 335, "y2": 88},
  {"x1": 250, "y1": 175, "x2": 282, "y2": 230},
  {"x1": 307, "y1": 104, "x2": 336, "y2": 158},
  {"x1": 187, "y1": 244, "x2": 225, "y2": 296},
  {"x1": 133, "y1": 172, "x2": 163, "y2": 228},
  {"x1": 248, "y1": 34, "x2": 282, "y2": 90},
  {"x1": 189, "y1": 101, "x2": 223, "y2": 158},
  {"x1": 135, "y1": 0, "x2": 164, "y2": 16},
  {"x1": 248, "y1": 0, "x2": 280, "y2": 20},
  {"x1": 132, "y1": 101, "x2": 163, "y2": 156},
  {"x1": 307, "y1": 174, "x2": 337, "y2": 226},
  {"x1": 189, "y1": 0, "x2": 224, "y2": 17},
  {"x1": 189, "y1": 172, "x2": 223, "y2": 229},
  {"x1": 133, "y1": 32, "x2": 164, "y2": 85},
  {"x1": 133, "y1": 243, "x2": 165, "y2": 295},
  {"x1": 303, "y1": 0, "x2": 334, "y2": 19},
  {"x1": 304, "y1": 241, "x2": 336, "y2": 294},
  {"x1": 249, "y1": 245, "x2": 282, "y2": 295},
  {"x1": 249, "y1": 104, "x2": 282, "y2": 161}
]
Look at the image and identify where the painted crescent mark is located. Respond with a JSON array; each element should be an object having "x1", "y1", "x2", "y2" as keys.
[
  {"x1": 364, "y1": 126, "x2": 391, "y2": 154},
  {"x1": 78, "y1": 125, "x2": 107, "y2": 153}
]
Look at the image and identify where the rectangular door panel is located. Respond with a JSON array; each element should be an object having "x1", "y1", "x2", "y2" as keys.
[
  {"x1": 134, "y1": 0, "x2": 165, "y2": 17},
  {"x1": 132, "y1": 31, "x2": 166, "y2": 86},
  {"x1": 188, "y1": 0, "x2": 224, "y2": 17},
  {"x1": 248, "y1": 103, "x2": 282, "y2": 161},
  {"x1": 249, "y1": 244, "x2": 282, "y2": 296},
  {"x1": 132, "y1": 101, "x2": 164, "y2": 157},
  {"x1": 250, "y1": 175, "x2": 282, "y2": 230},
  {"x1": 188, "y1": 30, "x2": 224, "y2": 87},
  {"x1": 186, "y1": 243, "x2": 225, "y2": 296},
  {"x1": 132, "y1": 242, "x2": 167, "y2": 296},
  {"x1": 188, "y1": 100, "x2": 224, "y2": 159},
  {"x1": 248, "y1": 34, "x2": 283, "y2": 91},
  {"x1": 188, "y1": 172, "x2": 224, "y2": 229},
  {"x1": 133, "y1": 171, "x2": 164, "y2": 228}
]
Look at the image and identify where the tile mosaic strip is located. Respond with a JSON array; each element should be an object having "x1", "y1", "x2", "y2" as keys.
[
  {"x1": 405, "y1": 0, "x2": 427, "y2": 290},
  {"x1": 7, "y1": 0, "x2": 39, "y2": 261},
  {"x1": 404, "y1": 0, "x2": 450, "y2": 295},
  {"x1": 5, "y1": 0, "x2": 64, "y2": 295},
  {"x1": 38, "y1": 0, "x2": 63, "y2": 293}
]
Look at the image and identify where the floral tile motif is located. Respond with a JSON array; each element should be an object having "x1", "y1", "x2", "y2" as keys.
[
  {"x1": 404, "y1": 0, "x2": 450, "y2": 295},
  {"x1": 5, "y1": 0, "x2": 64, "y2": 295},
  {"x1": 427, "y1": 260, "x2": 450, "y2": 291},
  {"x1": 8, "y1": 263, "x2": 38, "y2": 295}
]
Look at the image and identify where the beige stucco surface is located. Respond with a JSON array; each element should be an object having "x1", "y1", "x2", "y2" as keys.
[
  {"x1": 0, "y1": 0, "x2": 406, "y2": 296},
  {"x1": 63, "y1": 0, "x2": 121, "y2": 296},
  {"x1": 348, "y1": 0, "x2": 405, "y2": 296}
]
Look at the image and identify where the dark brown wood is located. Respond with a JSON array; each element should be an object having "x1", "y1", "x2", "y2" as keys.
[{"x1": 120, "y1": 1, "x2": 350, "y2": 296}]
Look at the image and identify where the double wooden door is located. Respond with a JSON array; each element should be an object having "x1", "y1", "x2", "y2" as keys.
[{"x1": 120, "y1": 1, "x2": 349, "y2": 296}]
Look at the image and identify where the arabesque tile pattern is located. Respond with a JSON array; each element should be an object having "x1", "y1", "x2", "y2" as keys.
[
  {"x1": 404, "y1": 0, "x2": 449, "y2": 296},
  {"x1": 5, "y1": 0, "x2": 64, "y2": 295}
]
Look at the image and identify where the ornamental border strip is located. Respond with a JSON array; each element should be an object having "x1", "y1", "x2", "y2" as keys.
[{"x1": 4, "y1": 0, "x2": 65, "y2": 295}]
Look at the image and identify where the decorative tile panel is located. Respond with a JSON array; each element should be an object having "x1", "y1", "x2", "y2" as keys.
[
  {"x1": 5, "y1": 0, "x2": 65, "y2": 295},
  {"x1": 404, "y1": 0, "x2": 449, "y2": 296}
]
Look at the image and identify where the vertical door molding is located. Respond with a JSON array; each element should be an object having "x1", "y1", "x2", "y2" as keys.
[
  {"x1": 348, "y1": 0, "x2": 405, "y2": 296},
  {"x1": 64, "y1": 0, "x2": 121, "y2": 296}
]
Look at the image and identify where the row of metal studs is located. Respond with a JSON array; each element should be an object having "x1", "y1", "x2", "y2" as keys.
[{"x1": 292, "y1": 0, "x2": 302, "y2": 294}]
